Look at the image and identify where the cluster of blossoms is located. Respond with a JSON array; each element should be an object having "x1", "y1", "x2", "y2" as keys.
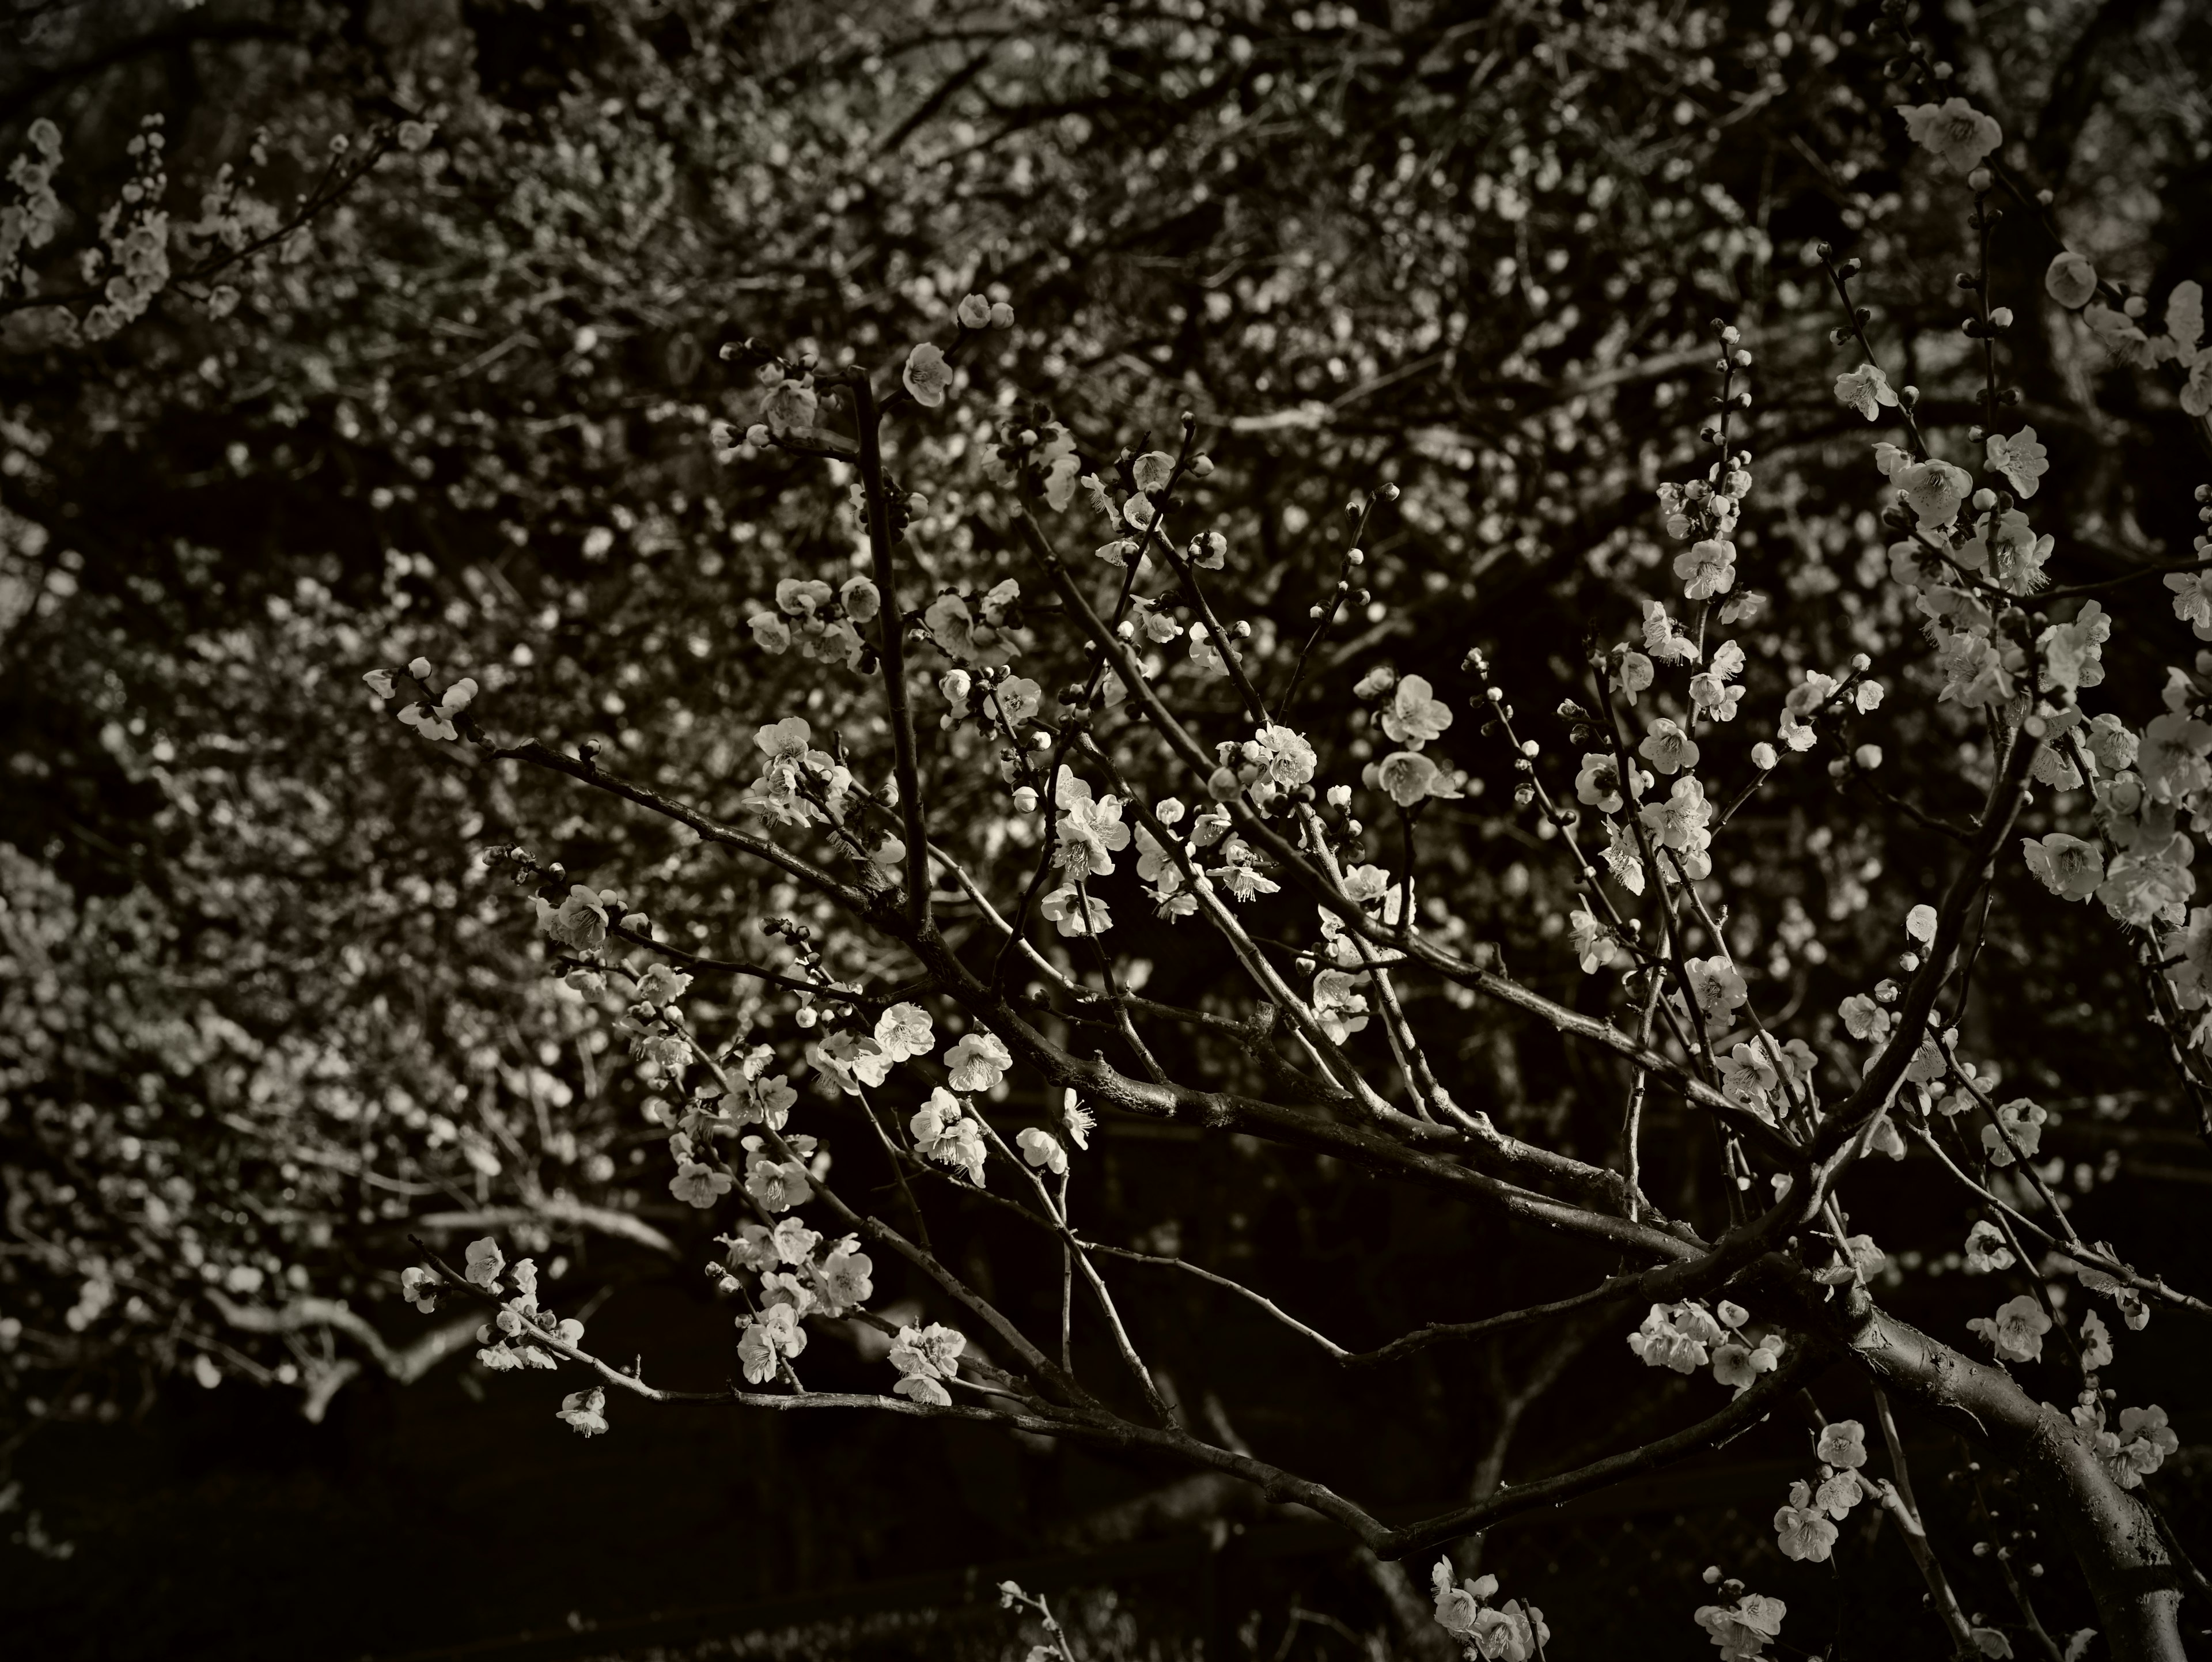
[
  {"x1": 1, "y1": 118, "x2": 65, "y2": 297},
  {"x1": 340, "y1": 168, "x2": 2212, "y2": 1652},
  {"x1": 2073, "y1": 1396, "x2": 2179, "y2": 1494},
  {"x1": 1626, "y1": 1299, "x2": 1784, "y2": 1395},
  {"x1": 886, "y1": 1323, "x2": 968, "y2": 1406},
  {"x1": 363, "y1": 656, "x2": 478, "y2": 743},
  {"x1": 445, "y1": 1240, "x2": 589, "y2": 1376},
  {"x1": 1429, "y1": 1560, "x2": 1549, "y2": 1661},
  {"x1": 1770, "y1": 1419, "x2": 1873, "y2": 1563},
  {"x1": 747, "y1": 575, "x2": 881, "y2": 666},
  {"x1": 719, "y1": 1215, "x2": 873, "y2": 1384},
  {"x1": 738, "y1": 716, "x2": 857, "y2": 830},
  {"x1": 1355, "y1": 669, "x2": 1469, "y2": 809},
  {"x1": 904, "y1": 291, "x2": 1016, "y2": 409},
  {"x1": 921, "y1": 577, "x2": 1024, "y2": 662},
  {"x1": 1692, "y1": 1568, "x2": 1786, "y2": 1661},
  {"x1": 78, "y1": 117, "x2": 173, "y2": 342},
  {"x1": 2009, "y1": 660, "x2": 2209, "y2": 948}
]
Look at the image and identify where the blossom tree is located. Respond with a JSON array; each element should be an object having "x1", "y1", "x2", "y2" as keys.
[
  {"x1": 8, "y1": 0, "x2": 2212, "y2": 1653},
  {"x1": 367, "y1": 11, "x2": 2212, "y2": 1658}
]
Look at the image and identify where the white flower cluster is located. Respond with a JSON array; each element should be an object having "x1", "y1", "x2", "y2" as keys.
[
  {"x1": 461, "y1": 1247, "x2": 588, "y2": 1377},
  {"x1": 1430, "y1": 1559, "x2": 1548, "y2": 1661},
  {"x1": 748, "y1": 575, "x2": 880, "y2": 665},
  {"x1": 363, "y1": 656, "x2": 478, "y2": 742},
  {"x1": 1770, "y1": 1419, "x2": 1870, "y2": 1563},
  {"x1": 1626, "y1": 1298, "x2": 1783, "y2": 1394},
  {"x1": 1692, "y1": 1569, "x2": 1785, "y2": 1662}
]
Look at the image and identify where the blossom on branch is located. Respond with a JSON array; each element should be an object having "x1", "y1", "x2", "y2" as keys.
[{"x1": 1899, "y1": 97, "x2": 2002, "y2": 173}]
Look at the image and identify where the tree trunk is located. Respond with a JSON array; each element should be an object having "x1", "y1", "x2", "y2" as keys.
[{"x1": 1842, "y1": 1297, "x2": 2186, "y2": 1661}]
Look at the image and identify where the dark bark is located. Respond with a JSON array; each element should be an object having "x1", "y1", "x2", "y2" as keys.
[{"x1": 1838, "y1": 1295, "x2": 2185, "y2": 1661}]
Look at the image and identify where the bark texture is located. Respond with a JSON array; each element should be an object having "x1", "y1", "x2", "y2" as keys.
[{"x1": 1842, "y1": 1297, "x2": 2184, "y2": 1662}]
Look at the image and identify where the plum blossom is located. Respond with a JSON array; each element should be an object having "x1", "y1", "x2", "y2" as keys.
[
  {"x1": 1834, "y1": 363, "x2": 1899, "y2": 421},
  {"x1": 2077, "y1": 1309, "x2": 2115, "y2": 1372},
  {"x1": 1313, "y1": 967, "x2": 1373, "y2": 1039},
  {"x1": 1641, "y1": 775, "x2": 1714, "y2": 862},
  {"x1": 537, "y1": 885, "x2": 615, "y2": 952},
  {"x1": 1981, "y1": 1098, "x2": 2047, "y2": 1167},
  {"x1": 1839, "y1": 993, "x2": 1892, "y2": 1044},
  {"x1": 1431, "y1": 1565, "x2": 1487, "y2": 1640},
  {"x1": 1628, "y1": 1300, "x2": 1726, "y2": 1373},
  {"x1": 808, "y1": 1029, "x2": 894, "y2": 1094},
  {"x1": 1040, "y1": 884, "x2": 1113, "y2": 937},
  {"x1": 2022, "y1": 834, "x2": 2103, "y2": 901},
  {"x1": 1900, "y1": 97, "x2": 2003, "y2": 173},
  {"x1": 1685, "y1": 956, "x2": 1747, "y2": 1025},
  {"x1": 1639, "y1": 718, "x2": 1700, "y2": 776},
  {"x1": 923, "y1": 592, "x2": 974, "y2": 657},
  {"x1": 464, "y1": 1236, "x2": 505, "y2": 1292},
  {"x1": 2105, "y1": 1405, "x2": 2179, "y2": 1488},
  {"x1": 635, "y1": 962, "x2": 692, "y2": 1008},
  {"x1": 744, "y1": 1145, "x2": 813, "y2": 1213},
  {"x1": 1968, "y1": 1294, "x2": 2052, "y2": 1363},
  {"x1": 2040, "y1": 601, "x2": 2109, "y2": 696},
  {"x1": 1895, "y1": 457, "x2": 1971, "y2": 528},
  {"x1": 1986, "y1": 427, "x2": 2048, "y2": 498},
  {"x1": 1964, "y1": 1220, "x2": 2016, "y2": 1274},
  {"x1": 1569, "y1": 907, "x2": 1618, "y2": 974},
  {"x1": 946, "y1": 1031, "x2": 1012, "y2": 1093},
  {"x1": 1017, "y1": 1126, "x2": 1068, "y2": 1176},
  {"x1": 1675, "y1": 537, "x2": 1737, "y2": 601},
  {"x1": 1770, "y1": 1487, "x2": 1840, "y2": 1566},
  {"x1": 902, "y1": 342, "x2": 953, "y2": 407},
  {"x1": 1691, "y1": 641, "x2": 1746, "y2": 722},
  {"x1": 874, "y1": 1003, "x2": 935, "y2": 1064},
  {"x1": 1576, "y1": 752, "x2": 1623, "y2": 813},
  {"x1": 1694, "y1": 1592, "x2": 1786, "y2": 1660},
  {"x1": 1815, "y1": 1421, "x2": 1868, "y2": 1470},
  {"x1": 760, "y1": 373, "x2": 817, "y2": 436},
  {"x1": 1711, "y1": 1331, "x2": 1785, "y2": 1393},
  {"x1": 1773, "y1": 1480, "x2": 1840, "y2": 1562},
  {"x1": 1054, "y1": 773, "x2": 1133, "y2": 878},
  {"x1": 888, "y1": 1323, "x2": 965, "y2": 1405},
  {"x1": 1131, "y1": 450, "x2": 1175, "y2": 493},
  {"x1": 1718, "y1": 1042, "x2": 1778, "y2": 1118},
  {"x1": 2046, "y1": 251, "x2": 2099, "y2": 309},
  {"x1": 2166, "y1": 570, "x2": 2212, "y2": 639},
  {"x1": 1374, "y1": 749, "x2": 1452, "y2": 807},
  {"x1": 1642, "y1": 600, "x2": 1699, "y2": 664},
  {"x1": 556, "y1": 1387, "x2": 608, "y2": 1436},
  {"x1": 670, "y1": 1159, "x2": 733, "y2": 1208},
  {"x1": 400, "y1": 1266, "x2": 440, "y2": 1313},
  {"x1": 912, "y1": 1088, "x2": 988, "y2": 1183},
  {"x1": 738, "y1": 1301, "x2": 809, "y2": 1383},
  {"x1": 1615, "y1": 649, "x2": 1655, "y2": 704},
  {"x1": 817, "y1": 1240, "x2": 874, "y2": 1314},
  {"x1": 1381, "y1": 675, "x2": 1453, "y2": 747}
]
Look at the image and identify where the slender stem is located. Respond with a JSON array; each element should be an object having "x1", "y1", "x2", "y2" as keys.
[{"x1": 846, "y1": 372, "x2": 933, "y2": 929}]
